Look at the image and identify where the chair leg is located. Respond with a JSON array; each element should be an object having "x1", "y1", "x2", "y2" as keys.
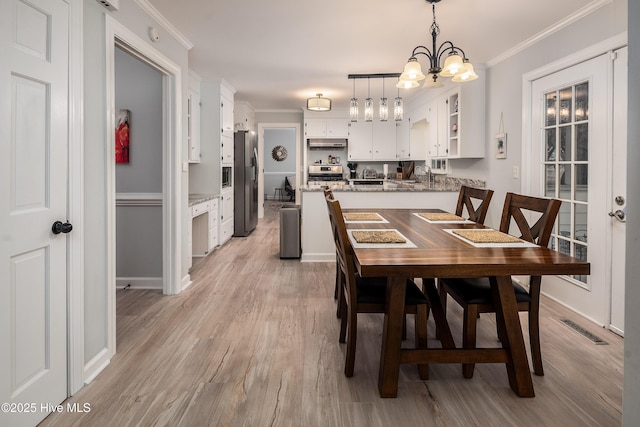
[
  {"x1": 339, "y1": 293, "x2": 348, "y2": 343},
  {"x1": 436, "y1": 279, "x2": 448, "y2": 340},
  {"x1": 529, "y1": 303, "x2": 544, "y2": 376},
  {"x1": 415, "y1": 305, "x2": 429, "y2": 380},
  {"x1": 462, "y1": 305, "x2": 478, "y2": 379},
  {"x1": 402, "y1": 314, "x2": 407, "y2": 340},
  {"x1": 344, "y1": 306, "x2": 357, "y2": 377}
]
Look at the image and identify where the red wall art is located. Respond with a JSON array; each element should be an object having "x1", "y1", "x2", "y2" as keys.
[{"x1": 116, "y1": 109, "x2": 130, "y2": 163}]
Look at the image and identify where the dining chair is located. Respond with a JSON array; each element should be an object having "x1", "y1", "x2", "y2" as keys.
[
  {"x1": 438, "y1": 192, "x2": 561, "y2": 378},
  {"x1": 325, "y1": 195, "x2": 430, "y2": 379},
  {"x1": 455, "y1": 185, "x2": 494, "y2": 224},
  {"x1": 324, "y1": 188, "x2": 342, "y2": 317}
]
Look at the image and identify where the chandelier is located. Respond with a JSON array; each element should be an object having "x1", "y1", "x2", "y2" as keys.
[{"x1": 397, "y1": 0, "x2": 478, "y2": 89}]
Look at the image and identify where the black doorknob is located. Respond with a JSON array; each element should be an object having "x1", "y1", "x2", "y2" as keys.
[{"x1": 52, "y1": 221, "x2": 73, "y2": 234}]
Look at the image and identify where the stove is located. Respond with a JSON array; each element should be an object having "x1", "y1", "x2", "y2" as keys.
[{"x1": 308, "y1": 165, "x2": 346, "y2": 183}]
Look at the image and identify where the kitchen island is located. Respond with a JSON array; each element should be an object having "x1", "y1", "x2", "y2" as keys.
[{"x1": 299, "y1": 177, "x2": 485, "y2": 261}]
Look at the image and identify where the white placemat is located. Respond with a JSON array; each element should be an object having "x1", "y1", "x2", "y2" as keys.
[
  {"x1": 413, "y1": 212, "x2": 474, "y2": 224},
  {"x1": 343, "y1": 212, "x2": 389, "y2": 224},
  {"x1": 348, "y1": 229, "x2": 417, "y2": 249},
  {"x1": 444, "y1": 228, "x2": 538, "y2": 248}
]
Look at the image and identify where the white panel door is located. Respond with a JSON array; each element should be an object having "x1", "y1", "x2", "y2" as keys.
[
  {"x1": 0, "y1": 0, "x2": 69, "y2": 426},
  {"x1": 530, "y1": 52, "x2": 624, "y2": 329}
]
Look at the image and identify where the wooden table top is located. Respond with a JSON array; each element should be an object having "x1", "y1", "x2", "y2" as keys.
[{"x1": 344, "y1": 208, "x2": 590, "y2": 279}]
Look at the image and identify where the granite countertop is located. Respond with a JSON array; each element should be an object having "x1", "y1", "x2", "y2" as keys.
[
  {"x1": 188, "y1": 193, "x2": 219, "y2": 206},
  {"x1": 301, "y1": 177, "x2": 485, "y2": 193}
]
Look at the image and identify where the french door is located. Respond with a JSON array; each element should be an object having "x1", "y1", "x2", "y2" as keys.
[{"x1": 529, "y1": 49, "x2": 627, "y2": 334}]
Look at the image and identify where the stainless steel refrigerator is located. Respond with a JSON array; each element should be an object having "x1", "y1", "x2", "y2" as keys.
[{"x1": 233, "y1": 130, "x2": 258, "y2": 236}]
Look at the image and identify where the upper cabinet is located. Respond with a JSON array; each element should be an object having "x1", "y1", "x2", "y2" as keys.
[
  {"x1": 347, "y1": 120, "x2": 397, "y2": 161},
  {"x1": 234, "y1": 101, "x2": 255, "y2": 131},
  {"x1": 304, "y1": 118, "x2": 349, "y2": 138},
  {"x1": 397, "y1": 118, "x2": 427, "y2": 161},
  {"x1": 220, "y1": 81, "x2": 235, "y2": 165}
]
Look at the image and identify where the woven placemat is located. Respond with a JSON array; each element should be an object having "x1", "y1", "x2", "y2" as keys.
[
  {"x1": 352, "y1": 230, "x2": 406, "y2": 244},
  {"x1": 419, "y1": 212, "x2": 465, "y2": 221},
  {"x1": 344, "y1": 213, "x2": 383, "y2": 221},
  {"x1": 452, "y1": 229, "x2": 523, "y2": 244}
]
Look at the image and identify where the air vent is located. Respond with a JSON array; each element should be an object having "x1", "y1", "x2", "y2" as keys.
[
  {"x1": 96, "y1": 0, "x2": 119, "y2": 11},
  {"x1": 560, "y1": 319, "x2": 608, "y2": 345}
]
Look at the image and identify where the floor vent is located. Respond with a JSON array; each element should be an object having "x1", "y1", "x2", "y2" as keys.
[{"x1": 560, "y1": 319, "x2": 608, "y2": 345}]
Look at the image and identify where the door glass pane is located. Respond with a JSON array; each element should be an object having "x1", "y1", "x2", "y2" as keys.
[
  {"x1": 545, "y1": 92, "x2": 557, "y2": 126},
  {"x1": 559, "y1": 125, "x2": 572, "y2": 160},
  {"x1": 573, "y1": 243, "x2": 588, "y2": 282},
  {"x1": 575, "y1": 164, "x2": 588, "y2": 202},
  {"x1": 545, "y1": 165, "x2": 556, "y2": 197},
  {"x1": 558, "y1": 202, "x2": 571, "y2": 239},
  {"x1": 559, "y1": 88, "x2": 572, "y2": 124},
  {"x1": 574, "y1": 203, "x2": 587, "y2": 243},
  {"x1": 545, "y1": 129, "x2": 556, "y2": 160},
  {"x1": 558, "y1": 238, "x2": 571, "y2": 255},
  {"x1": 576, "y1": 123, "x2": 588, "y2": 161},
  {"x1": 575, "y1": 82, "x2": 589, "y2": 122},
  {"x1": 559, "y1": 165, "x2": 572, "y2": 199}
]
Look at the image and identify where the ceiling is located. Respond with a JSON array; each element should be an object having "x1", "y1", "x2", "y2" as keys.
[{"x1": 145, "y1": 0, "x2": 595, "y2": 111}]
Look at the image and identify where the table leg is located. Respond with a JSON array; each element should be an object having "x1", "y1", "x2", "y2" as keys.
[
  {"x1": 378, "y1": 276, "x2": 406, "y2": 398},
  {"x1": 491, "y1": 276, "x2": 535, "y2": 397},
  {"x1": 422, "y1": 278, "x2": 455, "y2": 349}
]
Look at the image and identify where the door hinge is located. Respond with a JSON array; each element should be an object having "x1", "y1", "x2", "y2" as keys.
[{"x1": 610, "y1": 51, "x2": 618, "y2": 61}]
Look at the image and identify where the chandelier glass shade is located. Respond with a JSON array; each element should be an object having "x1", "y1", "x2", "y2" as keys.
[
  {"x1": 347, "y1": 73, "x2": 402, "y2": 121},
  {"x1": 396, "y1": 0, "x2": 478, "y2": 89},
  {"x1": 349, "y1": 79, "x2": 359, "y2": 122}
]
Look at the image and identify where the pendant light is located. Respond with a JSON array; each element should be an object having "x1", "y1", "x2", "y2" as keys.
[
  {"x1": 394, "y1": 79, "x2": 403, "y2": 121},
  {"x1": 379, "y1": 77, "x2": 388, "y2": 121},
  {"x1": 349, "y1": 79, "x2": 358, "y2": 122},
  {"x1": 364, "y1": 77, "x2": 373, "y2": 122}
]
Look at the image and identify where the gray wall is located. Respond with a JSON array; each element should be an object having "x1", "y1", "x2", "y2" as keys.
[
  {"x1": 264, "y1": 128, "x2": 296, "y2": 198},
  {"x1": 624, "y1": 0, "x2": 639, "y2": 423},
  {"x1": 83, "y1": 0, "x2": 190, "y2": 369},
  {"x1": 115, "y1": 47, "x2": 163, "y2": 278}
]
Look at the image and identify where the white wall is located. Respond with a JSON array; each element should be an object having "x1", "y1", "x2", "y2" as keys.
[{"x1": 82, "y1": 0, "x2": 190, "y2": 374}]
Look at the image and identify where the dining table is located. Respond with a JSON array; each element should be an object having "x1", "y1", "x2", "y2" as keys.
[{"x1": 342, "y1": 208, "x2": 590, "y2": 398}]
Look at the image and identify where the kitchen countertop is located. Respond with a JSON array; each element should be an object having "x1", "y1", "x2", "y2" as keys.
[
  {"x1": 300, "y1": 177, "x2": 485, "y2": 193},
  {"x1": 189, "y1": 193, "x2": 219, "y2": 206}
]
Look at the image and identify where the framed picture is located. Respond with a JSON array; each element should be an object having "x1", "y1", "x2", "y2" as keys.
[
  {"x1": 116, "y1": 109, "x2": 130, "y2": 163},
  {"x1": 496, "y1": 132, "x2": 507, "y2": 159}
]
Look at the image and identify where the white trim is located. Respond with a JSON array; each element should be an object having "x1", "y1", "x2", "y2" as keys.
[
  {"x1": 115, "y1": 192, "x2": 163, "y2": 206},
  {"x1": 116, "y1": 277, "x2": 163, "y2": 289},
  {"x1": 521, "y1": 32, "x2": 627, "y2": 194},
  {"x1": 181, "y1": 274, "x2": 192, "y2": 290},
  {"x1": 133, "y1": 0, "x2": 193, "y2": 50},
  {"x1": 487, "y1": 0, "x2": 614, "y2": 67},
  {"x1": 82, "y1": 348, "x2": 111, "y2": 385},
  {"x1": 255, "y1": 108, "x2": 304, "y2": 114},
  {"x1": 67, "y1": 0, "x2": 85, "y2": 396},
  {"x1": 300, "y1": 253, "x2": 335, "y2": 262}
]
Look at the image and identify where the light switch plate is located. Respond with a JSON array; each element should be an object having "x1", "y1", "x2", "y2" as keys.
[
  {"x1": 512, "y1": 166, "x2": 520, "y2": 179},
  {"x1": 182, "y1": 162, "x2": 189, "y2": 172}
]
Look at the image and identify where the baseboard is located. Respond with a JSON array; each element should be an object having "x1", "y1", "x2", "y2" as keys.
[
  {"x1": 300, "y1": 253, "x2": 335, "y2": 262},
  {"x1": 181, "y1": 274, "x2": 193, "y2": 291},
  {"x1": 116, "y1": 277, "x2": 163, "y2": 290},
  {"x1": 83, "y1": 348, "x2": 111, "y2": 385}
]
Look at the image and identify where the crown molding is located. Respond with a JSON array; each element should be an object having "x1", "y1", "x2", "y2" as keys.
[
  {"x1": 487, "y1": 0, "x2": 613, "y2": 68},
  {"x1": 134, "y1": 0, "x2": 193, "y2": 50}
]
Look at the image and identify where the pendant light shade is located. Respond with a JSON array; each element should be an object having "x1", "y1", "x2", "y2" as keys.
[
  {"x1": 394, "y1": 96, "x2": 403, "y2": 121},
  {"x1": 439, "y1": 53, "x2": 466, "y2": 77},
  {"x1": 306, "y1": 93, "x2": 331, "y2": 111},
  {"x1": 364, "y1": 78, "x2": 373, "y2": 122},
  {"x1": 451, "y1": 61, "x2": 479, "y2": 82},
  {"x1": 379, "y1": 77, "x2": 388, "y2": 121},
  {"x1": 349, "y1": 79, "x2": 358, "y2": 122}
]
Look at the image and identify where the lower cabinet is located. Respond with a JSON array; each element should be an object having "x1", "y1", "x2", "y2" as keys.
[
  {"x1": 219, "y1": 188, "x2": 234, "y2": 245},
  {"x1": 191, "y1": 198, "x2": 219, "y2": 257}
]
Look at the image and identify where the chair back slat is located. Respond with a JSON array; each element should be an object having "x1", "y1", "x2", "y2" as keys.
[
  {"x1": 499, "y1": 193, "x2": 561, "y2": 247},
  {"x1": 325, "y1": 195, "x2": 358, "y2": 306},
  {"x1": 455, "y1": 186, "x2": 494, "y2": 224}
]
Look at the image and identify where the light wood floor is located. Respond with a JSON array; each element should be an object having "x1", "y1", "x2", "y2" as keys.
[{"x1": 42, "y1": 204, "x2": 623, "y2": 426}]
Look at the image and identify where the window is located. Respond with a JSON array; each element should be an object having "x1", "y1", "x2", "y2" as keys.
[{"x1": 543, "y1": 82, "x2": 589, "y2": 284}]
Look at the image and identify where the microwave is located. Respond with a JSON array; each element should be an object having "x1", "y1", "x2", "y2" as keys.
[{"x1": 222, "y1": 166, "x2": 232, "y2": 188}]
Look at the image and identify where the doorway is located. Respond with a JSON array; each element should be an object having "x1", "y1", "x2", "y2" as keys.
[
  {"x1": 257, "y1": 123, "x2": 301, "y2": 218},
  {"x1": 524, "y1": 43, "x2": 627, "y2": 334}
]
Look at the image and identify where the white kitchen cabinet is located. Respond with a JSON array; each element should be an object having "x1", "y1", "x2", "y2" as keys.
[
  {"x1": 445, "y1": 81, "x2": 485, "y2": 158},
  {"x1": 234, "y1": 100, "x2": 255, "y2": 131},
  {"x1": 304, "y1": 118, "x2": 349, "y2": 138},
  {"x1": 398, "y1": 118, "x2": 427, "y2": 161},
  {"x1": 187, "y1": 90, "x2": 201, "y2": 163},
  {"x1": 219, "y1": 188, "x2": 234, "y2": 245},
  {"x1": 208, "y1": 198, "x2": 219, "y2": 251},
  {"x1": 221, "y1": 83, "x2": 234, "y2": 138},
  {"x1": 221, "y1": 134, "x2": 233, "y2": 165},
  {"x1": 191, "y1": 199, "x2": 219, "y2": 257},
  {"x1": 347, "y1": 121, "x2": 397, "y2": 161}
]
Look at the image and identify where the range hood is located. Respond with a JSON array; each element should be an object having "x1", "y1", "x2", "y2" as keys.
[{"x1": 307, "y1": 138, "x2": 347, "y2": 149}]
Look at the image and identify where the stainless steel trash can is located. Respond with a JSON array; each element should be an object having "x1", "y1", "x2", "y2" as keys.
[{"x1": 280, "y1": 205, "x2": 301, "y2": 259}]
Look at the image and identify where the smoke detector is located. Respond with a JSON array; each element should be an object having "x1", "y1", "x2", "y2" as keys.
[{"x1": 96, "y1": 0, "x2": 119, "y2": 11}]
